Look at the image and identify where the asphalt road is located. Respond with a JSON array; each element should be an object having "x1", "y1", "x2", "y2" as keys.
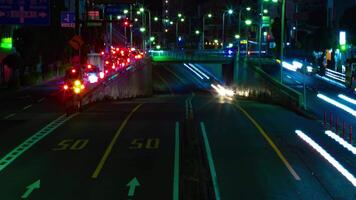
[{"x1": 0, "y1": 61, "x2": 354, "y2": 199}]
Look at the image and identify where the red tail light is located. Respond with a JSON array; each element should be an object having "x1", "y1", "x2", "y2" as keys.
[
  {"x1": 63, "y1": 85, "x2": 69, "y2": 90},
  {"x1": 127, "y1": 58, "x2": 130, "y2": 63},
  {"x1": 71, "y1": 69, "x2": 76, "y2": 73},
  {"x1": 87, "y1": 64, "x2": 92, "y2": 69}
]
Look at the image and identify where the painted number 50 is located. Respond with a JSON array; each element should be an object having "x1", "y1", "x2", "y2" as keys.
[
  {"x1": 53, "y1": 139, "x2": 89, "y2": 151},
  {"x1": 129, "y1": 138, "x2": 160, "y2": 150}
]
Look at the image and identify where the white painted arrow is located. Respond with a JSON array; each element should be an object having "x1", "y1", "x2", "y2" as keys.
[
  {"x1": 21, "y1": 180, "x2": 40, "y2": 199},
  {"x1": 126, "y1": 177, "x2": 140, "y2": 197}
]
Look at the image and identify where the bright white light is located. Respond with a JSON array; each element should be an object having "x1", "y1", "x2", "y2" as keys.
[
  {"x1": 292, "y1": 61, "x2": 303, "y2": 69},
  {"x1": 317, "y1": 93, "x2": 356, "y2": 117},
  {"x1": 340, "y1": 31, "x2": 346, "y2": 45},
  {"x1": 282, "y1": 61, "x2": 297, "y2": 71},
  {"x1": 325, "y1": 130, "x2": 356, "y2": 154},
  {"x1": 188, "y1": 63, "x2": 210, "y2": 79},
  {"x1": 326, "y1": 68, "x2": 345, "y2": 76},
  {"x1": 325, "y1": 72, "x2": 346, "y2": 82},
  {"x1": 211, "y1": 84, "x2": 235, "y2": 97},
  {"x1": 338, "y1": 94, "x2": 356, "y2": 105},
  {"x1": 295, "y1": 130, "x2": 356, "y2": 187},
  {"x1": 316, "y1": 75, "x2": 346, "y2": 88},
  {"x1": 184, "y1": 63, "x2": 204, "y2": 79},
  {"x1": 88, "y1": 74, "x2": 98, "y2": 83},
  {"x1": 307, "y1": 66, "x2": 313, "y2": 73}
]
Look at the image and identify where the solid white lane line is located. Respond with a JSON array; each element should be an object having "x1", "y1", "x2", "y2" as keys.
[{"x1": 200, "y1": 122, "x2": 221, "y2": 200}]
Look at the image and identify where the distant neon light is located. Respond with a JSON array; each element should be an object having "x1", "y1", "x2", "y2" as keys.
[
  {"x1": 325, "y1": 130, "x2": 356, "y2": 155},
  {"x1": 317, "y1": 93, "x2": 356, "y2": 117},
  {"x1": 295, "y1": 130, "x2": 356, "y2": 187},
  {"x1": 338, "y1": 94, "x2": 356, "y2": 105},
  {"x1": 188, "y1": 63, "x2": 210, "y2": 79},
  {"x1": 184, "y1": 63, "x2": 204, "y2": 79}
]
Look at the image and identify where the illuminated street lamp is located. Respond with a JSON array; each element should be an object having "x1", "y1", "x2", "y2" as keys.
[
  {"x1": 195, "y1": 30, "x2": 200, "y2": 35},
  {"x1": 202, "y1": 13, "x2": 213, "y2": 49},
  {"x1": 178, "y1": 13, "x2": 182, "y2": 18},
  {"x1": 154, "y1": 17, "x2": 159, "y2": 21},
  {"x1": 123, "y1": 9, "x2": 129, "y2": 14},
  {"x1": 140, "y1": 27, "x2": 146, "y2": 32},
  {"x1": 222, "y1": 9, "x2": 234, "y2": 48},
  {"x1": 235, "y1": 34, "x2": 240, "y2": 39},
  {"x1": 245, "y1": 19, "x2": 252, "y2": 26}
]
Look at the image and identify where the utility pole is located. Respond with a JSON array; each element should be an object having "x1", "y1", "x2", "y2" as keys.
[
  {"x1": 280, "y1": 0, "x2": 286, "y2": 83},
  {"x1": 258, "y1": 2, "x2": 263, "y2": 57},
  {"x1": 130, "y1": 5, "x2": 133, "y2": 47}
]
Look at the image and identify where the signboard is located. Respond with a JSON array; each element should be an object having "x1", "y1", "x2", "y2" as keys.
[
  {"x1": 105, "y1": 5, "x2": 127, "y2": 15},
  {"x1": 0, "y1": 0, "x2": 50, "y2": 25},
  {"x1": 94, "y1": 0, "x2": 135, "y2": 4},
  {"x1": 262, "y1": 16, "x2": 270, "y2": 27},
  {"x1": 69, "y1": 35, "x2": 84, "y2": 50},
  {"x1": 60, "y1": 11, "x2": 75, "y2": 28}
]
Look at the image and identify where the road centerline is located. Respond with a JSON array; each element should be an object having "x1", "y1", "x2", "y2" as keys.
[
  {"x1": 173, "y1": 122, "x2": 180, "y2": 200},
  {"x1": 91, "y1": 104, "x2": 143, "y2": 179},
  {"x1": 233, "y1": 102, "x2": 301, "y2": 181}
]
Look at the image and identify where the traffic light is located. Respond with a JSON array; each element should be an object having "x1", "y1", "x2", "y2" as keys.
[{"x1": 123, "y1": 20, "x2": 129, "y2": 27}]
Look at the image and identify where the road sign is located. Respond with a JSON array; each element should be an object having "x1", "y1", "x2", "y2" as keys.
[
  {"x1": 105, "y1": 5, "x2": 127, "y2": 15},
  {"x1": 69, "y1": 35, "x2": 84, "y2": 50},
  {"x1": 60, "y1": 11, "x2": 75, "y2": 28},
  {"x1": 0, "y1": 0, "x2": 50, "y2": 25}
]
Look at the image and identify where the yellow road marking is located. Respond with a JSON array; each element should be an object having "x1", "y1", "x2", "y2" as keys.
[
  {"x1": 233, "y1": 102, "x2": 301, "y2": 181},
  {"x1": 91, "y1": 104, "x2": 142, "y2": 178}
]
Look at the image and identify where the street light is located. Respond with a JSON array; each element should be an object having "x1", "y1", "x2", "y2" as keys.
[
  {"x1": 154, "y1": 17, "x2": 158, "y2": 21},
  {"x1": 175, "y1": 16, "x2": 185, "y2": 43},
  {"x1": 140, "y1": 27, "x2": 146, "y2": 32},
  {"x1": 123, "y1": 9, "x2": 129, "y2": 14},
  {"x1": 222, "y1": 9, "x2": 234, "y2": 48},
  {"x1": 235, "y1": 34, "x2": 240, "y2": 39},
  {"x1": 195, "y1": 30, "x2": 200, "y2": 35},
  {"x1": 245, "y1": 19, "x2": 252, "y2": 26},
  {"x1": 178, "y1": 13, "x2": 182, "y2": 18},
  {"x1": 202, "y1": 13, "x2": 213, "y2": 49}
]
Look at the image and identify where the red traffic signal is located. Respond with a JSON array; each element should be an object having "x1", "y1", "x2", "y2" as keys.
[{"x1": 123, "y1": 21, "x2": 129, "y2": 27}]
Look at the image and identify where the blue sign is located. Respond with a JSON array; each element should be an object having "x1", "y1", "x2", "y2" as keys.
[
  {"x1": 105, "y1": 5, "x2": 127, "y2": 15},
  {"x1": 60, "y1": 11, "x2": 75, "y2": 28},
  {"x1": 0, "y1": 0, "x2": 50, "y2": 25}
]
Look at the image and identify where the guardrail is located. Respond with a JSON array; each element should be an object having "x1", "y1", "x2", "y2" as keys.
[
  {"x1": 149, "y1": 50, "x2": 233, "y2": 63},
  {"x1": 247, "y1": 58, "x2": 303, "y2": 109},
  {"x1": 65, "y1": 59, "x2": 152, "y2": 114}
]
